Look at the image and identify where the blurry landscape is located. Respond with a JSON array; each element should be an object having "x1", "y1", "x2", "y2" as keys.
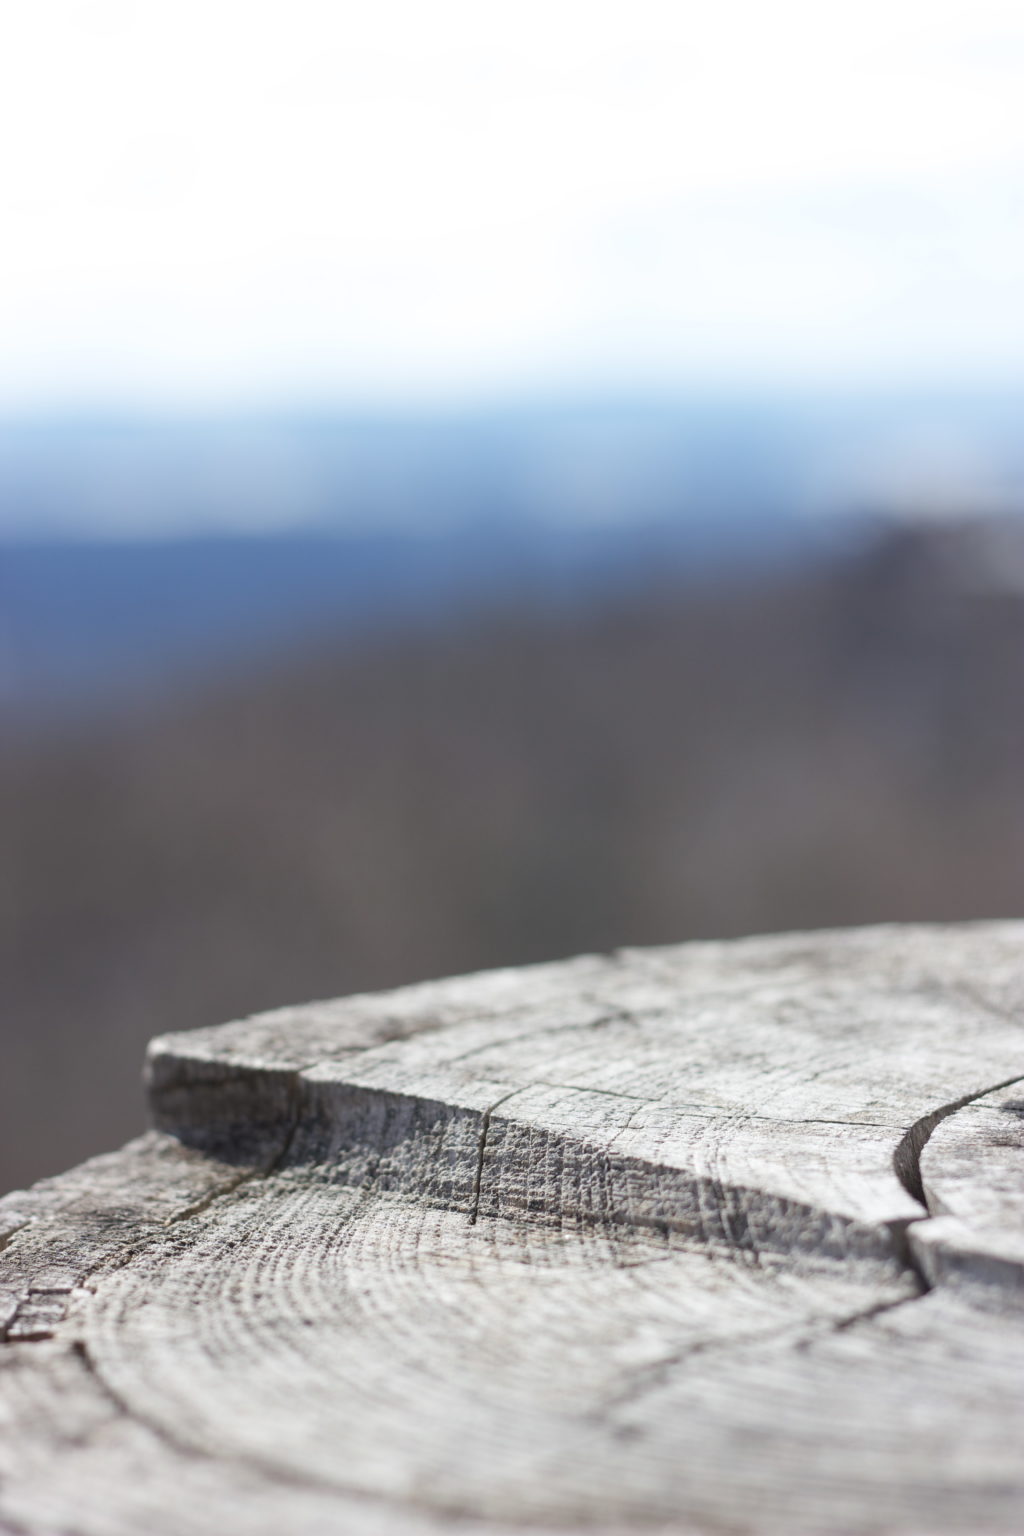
[
  {"x1": 6, "y1": 0, "x2": 1024, "y2": 1198},
  {"x1": 3, "y1": 410, "x2": 1024, "y2": 1191}
]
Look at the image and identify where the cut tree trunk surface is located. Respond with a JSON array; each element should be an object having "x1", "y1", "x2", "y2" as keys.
[{"x1": 2, "y1": 921, "x2": 1024, "y2": 1535}]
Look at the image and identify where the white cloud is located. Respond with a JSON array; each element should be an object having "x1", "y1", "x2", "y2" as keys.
[{"x1": 1, "y1": 0, "x2": 1024, "y2": 404}]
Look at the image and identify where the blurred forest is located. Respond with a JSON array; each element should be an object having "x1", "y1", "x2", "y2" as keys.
[{"x1": 4, "y1": 514, "x2": 1024, "y2": 1192}]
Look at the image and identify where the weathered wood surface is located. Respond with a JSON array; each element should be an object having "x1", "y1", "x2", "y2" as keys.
[{"x1": 2, "y1": 921, "x2": 1024, "y2": 1534}]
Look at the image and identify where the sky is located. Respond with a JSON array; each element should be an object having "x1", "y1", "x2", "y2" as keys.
[{"x1": 2, "y1": 0, "x2": 1024, "y2": 409}]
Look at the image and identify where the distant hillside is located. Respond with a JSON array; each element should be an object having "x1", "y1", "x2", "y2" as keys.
[
  {"x1": 0, "y1": 512, "x2": 828, "y2": 723},
  {"x1": 3, "y1": 516, "x2": 1024, "y2": 1192}
]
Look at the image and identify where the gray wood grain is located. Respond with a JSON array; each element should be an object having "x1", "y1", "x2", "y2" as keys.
[{"x1": 3, "y1": 921, "x2": 1024, "y2": 1534}]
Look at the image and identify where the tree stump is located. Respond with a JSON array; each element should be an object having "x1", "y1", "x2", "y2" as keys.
[{"x1": 3, "y1": 921, "x2": 1024, "y2": 1535}]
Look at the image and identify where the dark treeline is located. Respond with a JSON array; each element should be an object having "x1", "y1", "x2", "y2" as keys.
[{"x1": 4, "y1": 516, "x2": 1024, "y2": 1191}]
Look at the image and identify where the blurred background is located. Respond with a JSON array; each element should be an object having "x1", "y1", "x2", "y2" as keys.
[{"x1": 3, "y1": 0, "x2": 1024, "y2": 1193}]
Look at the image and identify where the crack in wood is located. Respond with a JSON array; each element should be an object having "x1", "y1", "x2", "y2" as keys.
[
  {"x1": 468, "y1": 1088, "x2": 525, "y2": 1225},
  {"x1": 892, "y1": 1071, "x2": 1024, "y2": 1210}
]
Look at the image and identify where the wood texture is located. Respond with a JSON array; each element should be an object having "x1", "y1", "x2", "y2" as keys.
[{"x1": 3, "y1": 921, "x2": 1024, "y2": 1534}]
